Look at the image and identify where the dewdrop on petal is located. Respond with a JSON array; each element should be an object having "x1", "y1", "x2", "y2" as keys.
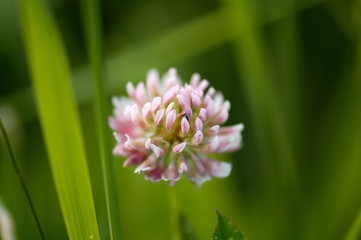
[{"x1": 109, "y1": 68, "x2": 244, "y2": 187}]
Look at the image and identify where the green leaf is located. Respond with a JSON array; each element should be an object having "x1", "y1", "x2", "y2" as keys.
[
  {"x1": 213, "y1": 211, "x2": 244, "y2": 240},
  {"x1": 19, "y1": 0, "x2": 100, "y2": 239}
]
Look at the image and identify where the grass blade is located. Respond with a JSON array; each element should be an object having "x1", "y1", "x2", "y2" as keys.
[
  {"x1": 19, "y1": 0, "x2": 100, "y2": 239},
  {"x1": 0, "y1": 118, "x2": 46, "y2": 239},
  {"x1": 79, "y1": 0, "x2": 122, "y2": 239}
]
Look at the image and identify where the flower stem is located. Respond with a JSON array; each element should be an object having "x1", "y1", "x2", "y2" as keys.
[{"x1": 169, "y1": 187, "x2": 182, "y2": 240}]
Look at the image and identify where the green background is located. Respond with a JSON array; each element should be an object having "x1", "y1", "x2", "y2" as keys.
[{"x1": 0, "y1": 0, "x2": 360, "y2": 239}]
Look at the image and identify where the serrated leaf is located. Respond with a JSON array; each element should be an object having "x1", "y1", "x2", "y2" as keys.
[{"x1": 213, "y1": 211, "x2": 245, "y2": 240}]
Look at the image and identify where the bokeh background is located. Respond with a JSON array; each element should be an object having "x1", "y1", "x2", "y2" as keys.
[{"x1": 0, "y1": 0, "x2": 360, "y2": 239}]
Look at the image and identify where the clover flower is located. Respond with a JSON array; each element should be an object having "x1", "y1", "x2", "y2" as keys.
[{"x1": 109, "y1": 68, "x2": 244, "y2": 187}]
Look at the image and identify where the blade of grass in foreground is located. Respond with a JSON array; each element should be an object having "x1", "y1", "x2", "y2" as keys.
[
  {"x1": 80, "y1": 0, "x2": 122, "y2": 239},
  {"x1": 0, "y1": 118, "x2": 45, "y2": 239},
  {"x1": 19, "y1": 0, "x2": 100, "y2": 239}
]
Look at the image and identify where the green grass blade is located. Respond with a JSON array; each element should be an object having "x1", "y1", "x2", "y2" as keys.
[
  {"x1": 19, "y1": 0, "x2": 100, "y2": 239},
  {"x1": 80, "y1": 0, "x2": 122, "y2": 239},
  {"x1": 0, "y1": 118, "x2": 46, "y2": 239}
]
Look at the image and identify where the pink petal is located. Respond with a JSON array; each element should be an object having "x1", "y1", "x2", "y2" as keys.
[
  {"x1": 135, "y1": 82, "x2": 147, "y2": 103},
  {"x1": 126, "y1": 82, "x2": 135, "y2": 99},
  {"x1": 192, "y1": 130, "x2": 203, "y2": 146},
  {"x1": 154, "y1": 109, "x2": 165, "y2": 126},
  {"x1": 146, "y1": 69, "x2": 160, "y2": 97},
  {"x1": 166, "y1": 110, "x2": 176, "y2": 130},
  {"x1": 131, "y1": 104, "x2": 140, "y2": 124},
  {"x1": 135, "y1": 156, "x2": 156, "y2": 173},
  {"x1": 207, "y1": 136, "x2": 220, "y2": 152},
  {"x1": 206, "y1": 87, "x2": 215, "y2": 97},
  {"x1": 223, "y1": 100, "x2": 231, "y2": 111},
  {"x1": 178, "y1": 157, "x2": 188, "y2": 173},
  {"x1": 161, "y1": 164, "x2": 181, "y2": 186},
  {"x1": 207, "y1": 160, "x2": 232, "y2": 178},
  {"x1": 208, "y1": 125, "x2": 219, "y2": 135},
  {"x1": 218, "y1": 124, "x2": 244, "y2": 135},
  {"x1": 123, "y1": 152, "x2": 146, "y2": 167},
  {"x1": 150, "y1": 144, "x2": 163, "y2": 158},
  {"x1": 172, "y1": 142, "x2": 187, "y2": 154},
  {"x1": 163, "y1": 89, "x2": 176, "y2": 105},
  {"x1": 165, "y1": 102, "x2": 174, "y2": 115},
  {"x1": 194, "y1": 117, "x2": 203, "y2": 132},
  {"x1": 198, "y1": 80, "x2": 209, "y2": 90},
  {"x1": 191, "y1": 93, "x2": 201, "y2": 108},
  {"x1": 190, "y1": 73, "x2": 200, "y2": 86},
  {"x1": 214, "y1": 109, "x2": 229, "y2": 125},
  {"x1": 145, "y1": 138, "x2": 151, "y2": 149},
  {"x1": 145, "y1": 164, "x2": 164, "y2": 182},
  {"x1": 206, "y1": 99, "x2": 215, "y2": 117},
  {"x1": 198, "y1": 108, "x2": 207, "y2": 121},
  {"x1": 181, "y1": 117, "x2": 190, "y2": 135},
  {"x1": 142, "y1": 102, "x2": 152, "y2": 119},
  {"x1": 151, "y1": 97, "x2": 162, "y2": 112}
]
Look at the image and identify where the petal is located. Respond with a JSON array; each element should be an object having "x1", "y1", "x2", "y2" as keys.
[
  {"x1": 165, "y1": 102, "x2": 174, "y2": 115},
  {"x1": 194, "y1": 117, "x2": 203, "y2": 132},
  {"x1": 142, "y1": 102, "x2": 152, "y2": 119},
  {"x1": 131, "y1": 104, "x2": 140, "y2": 124},
  {"x1": 198, "y1": 79, "x2": 209, "y2": 90},
  {"x1": 123, "y1": 152, "x2": 146, "y2": 167},
  {"x1": 208, "y1": 125, "x2": 219, "y2": 135},
  {"x1": 146, "y1": 69, "x2": 160, "y2": 97},
  {"x1": 126, "y1": 82, "x2": 135, "y2": 99},
  {"x1": 198, "y1": 108, "x2": 207, "y2": 121},
  {"x1": 151, "y1": 97, "x2": 162, "y2": 112},
  {"x1": 135, "y1": 82, "x2": 147, "y2": 103},
  {"x1": 192, "y1": 130, "x2": 203, "y2": 146},
  {"x1": 145, "y1": 138, "x2": 151, "y2": 149},
  {"x1": 172, "y1": 142, "x2": 187, "y2": 154},
  {"x1": 154, "y1": 109, "x2": 165, "y2": 126},
  {"x1": 191, "y1": 93, "x2": 201, "y2": 108},
  {"x1": 181, "y1": 117, "x2": 190, "y2": 135},
  {"x1": 166, "y1": 110, "x2": 176, "y2": 130},
  {"x1": 178, "y1": 157, "x2": 188, "y2": 173},
  {"x1": 190, "y1": 73, "x2": 200, "y2": 86},
  {"x1": 150, "y1": 144, "x2": 163, "y2": 158}
]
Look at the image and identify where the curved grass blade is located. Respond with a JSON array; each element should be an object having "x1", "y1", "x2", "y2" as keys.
[
  {"x1": 79, "y1": 0, "x2": 122, "y2": 239},
  {"x1": 0, "y1": 118, "x2": 46, "y2": 239},
  {"x1": 19, "y1": 0, "x2": 100, "y2": 239}
]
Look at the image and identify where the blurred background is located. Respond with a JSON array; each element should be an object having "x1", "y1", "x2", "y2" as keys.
[{"x1": 0, "y1": 0, "x2": 360, "y2": 239}]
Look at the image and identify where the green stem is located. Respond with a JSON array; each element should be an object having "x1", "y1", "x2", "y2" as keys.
[
  {"x1": 0, "y1": 118, "x2": 46, "y2": 240},
  {"x1": 169, "y1": 187, "x2": 182, "y2": 240}
]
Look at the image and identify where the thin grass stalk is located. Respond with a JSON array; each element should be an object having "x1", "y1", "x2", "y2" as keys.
[
  {"x1": 79, "y1": 0, "x2": 122, "y2": 239},
  {"x1": 0, "y1": 118, "x2": 46, "y2": 240}
]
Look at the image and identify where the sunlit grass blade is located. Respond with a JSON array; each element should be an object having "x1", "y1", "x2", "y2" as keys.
[
  {"x1": 0, "y1": 118, "x2": 45, "y2": 239},
  {"x1": 79, "y1": 0, "x2": 122, "y2": 239},
  {"x1": 19, "y1": 0, "x2": 100, "y2": 239}
]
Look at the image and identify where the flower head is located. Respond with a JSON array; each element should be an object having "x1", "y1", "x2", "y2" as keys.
[{"x1": 109, "y1": 68, "x2": 244, "y2": 187}]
